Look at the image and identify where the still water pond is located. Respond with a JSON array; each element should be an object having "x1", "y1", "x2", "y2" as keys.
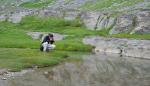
[{"x1": 2, "y1": 53, "x2": 150, "y2": 86}]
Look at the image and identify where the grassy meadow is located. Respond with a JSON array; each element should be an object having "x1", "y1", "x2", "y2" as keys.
[
  {"x1": 0, "y1": 15, "x2": 150, "y2": 71},
  {"x1": 0, "y1": 16, "x2": 93, "y2": 71}
]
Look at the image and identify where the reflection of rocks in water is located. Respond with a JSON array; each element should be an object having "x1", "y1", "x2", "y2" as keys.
[
  {"x1": 40, "y1": 54, "x2": 150, "y2": 86},
  {"x1": 6, "y1": 53, "x2": 150, "y2": 86},
  {"x1": 43, "y1": 71, "x2": 54, "y2": 80}
]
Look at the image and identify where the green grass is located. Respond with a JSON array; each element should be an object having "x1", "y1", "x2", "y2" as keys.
[
  {"x1": 111, "y1": 33, "x2": 150, "y2": 40},
  {"x1": 0, "y1": 20, "x2": 93, "y2": 51},
  {"x1": 0, "y1": 21, "x2": 40, "y2": 49},
  {"x1": 0, "y1": 18, "x2": 93, "y2": 71},
  {"x1": 20, "y1": 0, "x2": 54, "y2": 8},
  {"x1": 55, "y1": 39, "x2": 93, "y2": 52},
  {"x1": 19, "y1": 16, "x2": 83, "y2": 32},
  {"x1": 0, "y1": 15, "x2": 150, "y2": 71},
  {"x1": 19, "y1": 15, "x2": 111, "y2": 36},
  {"x1": 0, "y1": 48, "x2": 86, "y2": 71},
  {"x1": 81, "y1": 0, "x2": 144, "y2": 11}
]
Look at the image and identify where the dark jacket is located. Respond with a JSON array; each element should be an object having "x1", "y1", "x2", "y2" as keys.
[{"x1": 42, "y1": 36, "x2": 54, "y2": 44}]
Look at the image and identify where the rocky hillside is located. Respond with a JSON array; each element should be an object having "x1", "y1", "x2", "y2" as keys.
[{"x1": 0, "y1": 0, "x2": 150, "y2": 34}]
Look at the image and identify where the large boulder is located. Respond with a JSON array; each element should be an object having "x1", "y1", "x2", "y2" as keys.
[
  {"x1": 131, "y1": 10, "x2": 150, "y2": 34},
  {"x1": 83, "y1": 36, "x2": 150, "y2": 59},
  {"x1": 109, "y1": 14, "x2": 136, "y2": 34}
]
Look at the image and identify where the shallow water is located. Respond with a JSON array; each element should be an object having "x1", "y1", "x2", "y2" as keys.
[{"x1": 2, "y1": 53, "x2": 150, "y2": 86}]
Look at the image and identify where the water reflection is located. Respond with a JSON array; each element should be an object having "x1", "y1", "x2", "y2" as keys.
[{"x1": 8, "y1": 53, "x2": 150, "y2": 86}]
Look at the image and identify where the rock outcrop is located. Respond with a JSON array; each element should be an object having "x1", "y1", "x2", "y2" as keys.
[
  {"x1": 111, "y1": 10, "x2": 150, "y2": 34},
  {"x1": 27, "y1": 32, "x2": 66, "y2": 41},
  {"x1": 81, "y1": 10, "x2": 150, "y2": 34},
  {"x1": 80, "y1": 12, "x2": 100, "y2": 30},
  {"x1": 80, "y1": 12, "x2": 116, "y2": 30},
  {"x1": 132, "y1": 10, "x2": 150, "y2": 34},
  {"x1": 109, "y1": 14, "x2": 135, "y2": 34},
  {"x1": 83, "y1": 36, "x2": 150, "y2": 59}
]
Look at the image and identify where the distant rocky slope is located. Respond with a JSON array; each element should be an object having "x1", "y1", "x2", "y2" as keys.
[
  {"x1": 80, "y1": 10, "x2": 150, "y2": 34},
  {"x1": 0, "y1": 0, "x2": 150, "y2": 34}
]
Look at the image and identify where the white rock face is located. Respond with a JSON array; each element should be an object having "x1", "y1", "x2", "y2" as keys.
[{"x1": 83, "y1": 36, "x2": 150, "y2": 59}]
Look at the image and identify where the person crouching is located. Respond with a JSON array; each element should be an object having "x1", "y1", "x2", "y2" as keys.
[{"x1": 40, "y1": 33, "x2": 56, "y2": 52}]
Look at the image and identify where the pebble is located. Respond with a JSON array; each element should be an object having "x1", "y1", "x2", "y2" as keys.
[{"x1": 1, "y1": 77, "x2": 7, "y2": 80}]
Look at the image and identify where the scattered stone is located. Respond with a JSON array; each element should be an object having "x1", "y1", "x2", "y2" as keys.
[
  {"x1": 44, "y1": 71, "x2": 49, "y2": 75},
  {"x1": 0, "y1": 69, "x2": 8, "y2": 75},
  {"x1": 1, "y1": 77, "x2": 7, "y2": 80},
  {"x1": 43, "y1": 71, "x2": 54, "y2": 80}
]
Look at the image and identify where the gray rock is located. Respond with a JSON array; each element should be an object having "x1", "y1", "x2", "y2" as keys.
[
  {"x1": 109, "y1": 14, "x2": 136, "y2": 34},
  {"x1": 106, "y1": 17, "x2": 116, "y2": 29},
  {"x1": 64, "y1": 11, "x2": 80, "y2": 20},
  {"x1": 0, "y1": 15, "x2": 6, "y2": 21},
  {"x1": 0, "y1": 69, "x2": 8, "y2": 75},
  {"x1": 80, "y1": 12, "x2": 100, "y2": 30},
  {"x1": 27, "y1": 32, "x2": 43, "y2": 40},
  {"x1": 39, "y1": 9, "x2": 63, "y2": 18},
  {"x1": 1, "y1": 77, "x2": 7, "y2": 80},
  {"x1": 8, "y1": 11, "x2": 32, "y2": 23},
  {"x1": 27, "y1": 32, "x2": 66, "y2": 41},
  {"x1": 83, "y1": 36, "x2": 150, "y2": 59},
  {"x1": 131, "y1": 10, "x2": 150, "y2": 34},
  {"x1": 96, "y1": 15, "x2": 107, "y2": 30},
  {"x1": 96, "y1": 15, "x2": 116, "y2": 30},
  {"x1": 48, "y1": 0, "x2": 96, "y2": 10}
]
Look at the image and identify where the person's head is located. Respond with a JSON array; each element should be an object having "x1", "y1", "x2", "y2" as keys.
[{"x1": 48, "y1": 33, "x2": 54, "y2": 37}]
